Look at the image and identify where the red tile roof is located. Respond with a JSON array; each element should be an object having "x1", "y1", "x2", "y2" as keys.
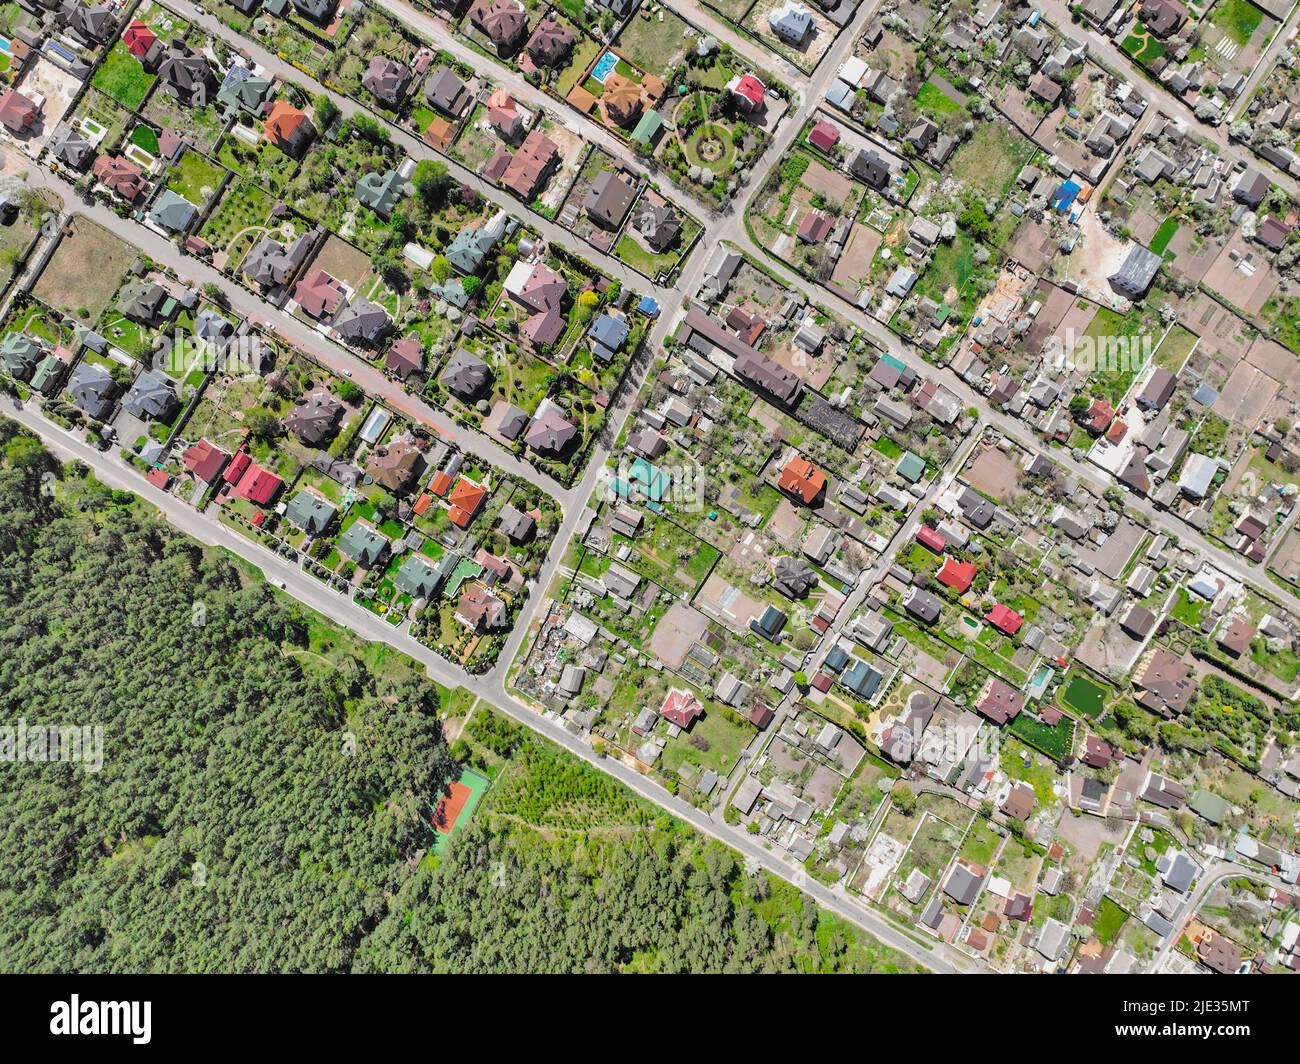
[
  {"x1": 985, "y1": 604, "x2": 1023, "y2": 636},
  {"x1": 731, "y1": 73, "x2": 764, "y2": 107},
  {"x1": 447, "y1": 477, "x2": 487, "y2": 527},
  {"x1": 807, "y1": 120, "x2": 840, "y2": 151},
  {"x1": 222, "y1": 450, "x2": 252, "y2": 485},
  {"x1": 659, "y1": 688, "x2": 703, "y2": 729},
  {"x1": 264, "y1": 101, "x2": 310, "y2": 150},
  {"x1": 936, "y1": 558, "x2": 977, "y2": 593},
  {"x1": 429, "y1": 471, "x2": 453, "y2": 497},
  {"x1": 182, "y1": 439, "x2": 229, "y2": 482},
  {"x1": 234, "y1": 463, "x2": 283, "y2": 504},
  {"x1": 124, "y1": 20, "x2": 158, "y2": 58},
  {"x1": 146, "y1": 467, "x2": 172, "y2": 489},
  {"x1": 916, "y1": 525, "x2": 946, "y2": 553}
]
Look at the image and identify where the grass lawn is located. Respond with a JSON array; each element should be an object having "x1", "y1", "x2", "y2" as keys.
[
  {"x1": 1009, "y1": 712, "x2": 1076, "y2": 762},
  {"x1": 1149, "y1": 216, "x2": 1179, "y2": 256},
  {"x1": 948, "y1": 122, "x2": 1035, "y2": 205},
  {"x1": 615, "y1": 6, "x2": 691, "y2": 76},
  {"x1": 92, "y1": 42, "x2": 156, "y2": 110},
  {"x1": 1210, "y1": 0, "x2": 1264, "y2": 45},
  {"x1": 1121, "y1": 30, "x2": 1167, "y2": 67},
  {"x1": 1093, "y1": 895, "x2": 1129, "y2": 945},
  {"x1": 682, "y1": 118, "x2": 737, "y2": 174},
  {"x1": 916, "y1": 80, "x2": 962, "y2": 119},
  {"x1": 911, "y1": 228, "x2": 978, "y2": 317},
  {"x1": 1155, "y1": 324, "x2": 1197, "y2": 371},
  {"x1": 1082, "y1": 307, "x2": 1153, "y2": 403},
  {"x1": 1262, "y1": 294, "x2": 1300, "y2": 355},
  {"x1": 167, "y1": 150, "x2": 227, "y2": 206},
  {"x1": 1059, "y1": 674, "x2": 1109, "y2": 719},
  {"x1": 131, "y1": 124, "x2": 159, "y2": 155},
  {"x1": 1171, "y1": 587, "x2": 1207, "y2": 627},
  {"x1": 660, "y1": 704, "x2": 753, "y2": 779}
]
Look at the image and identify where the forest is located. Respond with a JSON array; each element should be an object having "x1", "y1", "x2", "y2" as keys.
[{"x1": 0, "y1": 417, "x2": 916, "y2": 973}]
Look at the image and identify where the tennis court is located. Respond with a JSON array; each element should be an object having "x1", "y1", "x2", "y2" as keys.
[{"x1": 430, "y1": 768, "x2": 490, "y2": 852}]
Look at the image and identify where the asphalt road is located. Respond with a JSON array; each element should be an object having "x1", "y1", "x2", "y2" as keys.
[
  {"x1": 3, "y1": 0, "x2": 1285, "y2": 972},
  {"x1": 1, "y1": 395, "x2": 972, "y2": 973}
]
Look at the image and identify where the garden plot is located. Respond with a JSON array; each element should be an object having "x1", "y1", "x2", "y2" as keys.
[
  {"x1": 31, "y1": 220, "x2": 137, "y2": 323},
  {"x1": 199, "y1": 179, "x2": 277, "y2": 272}
]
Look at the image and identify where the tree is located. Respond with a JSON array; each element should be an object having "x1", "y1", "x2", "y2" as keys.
[
  {"x1": 413, "y1": 160, "x2": 453, "y2": 208},
  {"x1": 244, "y1": 406, "x2": 281, "y2": 441},
  {"x1": 314, "y1": 93, "x2": 340, "y2": 130},
  {"x1": 891, "y1": 785, "x2": 917, "y2": 815}
]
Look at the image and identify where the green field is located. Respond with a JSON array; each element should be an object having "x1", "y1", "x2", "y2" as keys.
[
  {"x1": 1009, "y1": 712, "x2": 1076, "y2": 762},
  {"x1": 1210, "y1": 0, "x2": 1264, "y2": 45},
  {"x1": 92, "y1": 42, "x2": 156, "y2": 110},
  {"x1": 1149, "y1": 217, "x2": 1179, "y2": 256}
]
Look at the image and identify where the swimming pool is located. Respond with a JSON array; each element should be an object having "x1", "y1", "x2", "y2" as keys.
[{"x1": 590, "y1": 50, "x2": 618, "y2": 84}]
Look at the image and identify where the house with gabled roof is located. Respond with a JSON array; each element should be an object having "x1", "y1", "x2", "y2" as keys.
[
  {"x1": 337, "y1": 520, "x2": 390, "y2": 570},
  {"x1": 122, "y1": 370, "x2": 178, "y2": 422},
  {"x1": 264, "y1": 101, "x2": 315, "y2": 157},
  {"x1": 362, "y1": 56, "x2": 413, "y2": 106},
  {"x1": 283, "y1": 489, "x2": 337, "y2": 535}
]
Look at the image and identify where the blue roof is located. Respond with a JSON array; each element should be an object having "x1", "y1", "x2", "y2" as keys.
[
  {"x1": 637, "y1": 296, "x2": 659, "y2": 316},
  {"x1": 590, "y1": 313, "x2": 629, "y2": 351},
  {"x1": 1050, "y1": 180, "x2": 1080, "y2": 212},
  {"x1": 750, "y1": 605, "x2": 787, "y2": 640},
  {"x1": 824, "y1": 645, "x2": 849, "y2": 673},
  {"x1": 841, "y1": 659, "x2": 882, "y2": 699},
  {"x1": 1191, "y1": 381, "x2": 1218, "y2": 406}
]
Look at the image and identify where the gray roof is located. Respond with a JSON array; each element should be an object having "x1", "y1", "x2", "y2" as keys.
[
  {"x1": 283, "y1": 490, "x2": 337, "y2": 534},
  {"x1": 243, "y1": 231, "x2": 316, "y2": 288},
  {"x1": 48, "y1": 125, "x2": 95, "y2": 169},
  {"x1": 149, "y1": 189, "x2": 198, "y2": 232},
  {"x1": 440, "y1": 348, "x2": 492, "y2": 400},
  {"x1": 337, "y1": 522, "x2": 389, "y2": 569},
  {"x1": 331, "y1": 299, "x2": 391, "y2": 347},
  {"x1": 523, "y1": 406, "x2": 578, "y2": 454},
  {"x1": 122, "y1": 370, "x2": 177, "y2": 421},
  {"x1": 1109, "y1": 244, "x2": 1162, "y2": 299},
  {"x1": 394, "y1": 553, "x2": 443, "y2": 599},
  {"x1": 425, "y1": 65, "x2": 470, "y2": 114},
  {"x1": 67, "y1": 362, "x2": 116, "y2": 420},
  {"x1": 117, "y1": 280, "x2": 169, "y2": 323}
]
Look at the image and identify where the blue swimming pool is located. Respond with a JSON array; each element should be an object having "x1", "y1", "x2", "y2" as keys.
[{"x1": 590, "y1": 50, "x2": 618, "y2": 84}]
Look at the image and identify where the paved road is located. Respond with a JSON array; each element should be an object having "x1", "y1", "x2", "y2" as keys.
[
  {"x1": 1226, "y1": 4, "x2": 1300, "y2": 124},
  {"x1": 1151, "y1": 860, "x2": 1284, "y2": 971},
  {"x1": 1036, "y1": 0, "x2": 1300, "y2": 199},
  {"x1": 367, "y1": 0, "x2": 720, "y2": 225},
  {"x1": 1, "y1": 394, "x2": 971, "y2": 973}
]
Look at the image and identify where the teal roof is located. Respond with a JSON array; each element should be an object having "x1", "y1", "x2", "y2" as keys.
[
  {"x1": 630, "y1": 456, "x2": 670, "y2": 503},
  {"x1": 284, "y1": 490, "x2": 336, "y2": 534},
  {"x1": 29, "y1": 354, "x2": 64, "y2": 394},
  {"x1": 355, "y1": 169, "x2": 405, "y2": 217},
  {"x1": 896, "y1": 452, "x2": 926, "y2": 483},
  {"x1": 881, "y1": 352, "x2": 907, "y2": 373},
  {"x1": 630, "y1": 109, "x2": 663, "y2": 145},
  {"x1": 394, "y1": 553, "x2": 442, "y2": 599},
  {"x1": 337, "y1": 521, "x2": 389, "y2": 568}
]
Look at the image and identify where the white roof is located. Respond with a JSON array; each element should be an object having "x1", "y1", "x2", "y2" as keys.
[
  {"x1": 825, "y1": 79, "x2": 854, "y2": 110},
  {"x1": 502, "y1": 259, "x2": 534, "y2": 298},
  {"x1": 839, "y1": 57, "x2": 869, "y2": 87}
]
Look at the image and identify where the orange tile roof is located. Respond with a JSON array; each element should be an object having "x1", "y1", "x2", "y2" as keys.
[{"x1": 777, "y1": 455, "x2": 826, "y2": 505}]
